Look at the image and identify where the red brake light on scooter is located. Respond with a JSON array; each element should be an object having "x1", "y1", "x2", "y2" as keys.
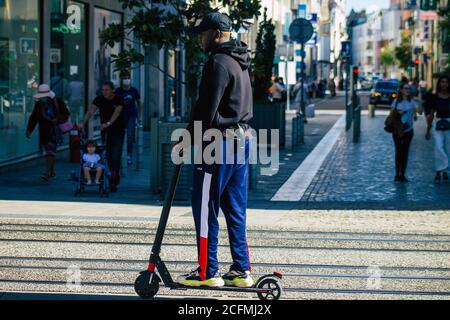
[{"x1": 273, "y1": 272, "x2": 283, "y2": 279}]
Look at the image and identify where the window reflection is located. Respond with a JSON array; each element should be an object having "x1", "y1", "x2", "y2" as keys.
[
  {"x1": 0, "y1": 0, "x2": 40, "y2": 163},
  {"x1": 50, "y1": 0, "x2": 86, "y2": 126}
]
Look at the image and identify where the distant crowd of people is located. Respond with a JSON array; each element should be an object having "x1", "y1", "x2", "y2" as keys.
[{"x1": 269, "y1": 76, "x2": 338, "y2": 114}]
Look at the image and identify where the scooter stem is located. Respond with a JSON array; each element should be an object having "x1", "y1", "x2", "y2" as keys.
[{"x1": 148, "y1": 164, "x2": 182, "y2": 264}]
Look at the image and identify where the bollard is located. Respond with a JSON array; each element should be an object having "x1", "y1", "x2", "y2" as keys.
[
  {"x1": 291, "y1": 115, "x2": 305, "y2": 150},
  {"x1": 368, "y1": 105, "x2": 375, "y2": 117},
  {"x1": 298, "y1": 114, "x2": 305, "y2": 145},
  {"x1": 346, "y1": 102, "x2": 353, "y2": 131},
  {"x1": 292, "y1": 116, "x2": 298, "y2": 150},
  {"x1": 353, "y1": 105, "x2": 361, "y2": 143}
]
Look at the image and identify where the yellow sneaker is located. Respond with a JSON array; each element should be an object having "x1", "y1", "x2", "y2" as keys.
[
  {"x1": 223, "y1": 270, "x2": 254, "y2": 288},
  {"x1": 176, "y1": 268, "x2": 224, "y2": 287}
]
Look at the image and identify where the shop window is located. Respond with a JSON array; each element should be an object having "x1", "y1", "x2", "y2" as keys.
[
  {"x1": 50, "y1": 0, "x2": 86, "y2": 125},
  {"x1": 0, "y1": 0, "x2": 40, "y2": 163},
  {"x1": 168, "y1": 49, "x2": 177, "y2": 117},
  {"x1": 93, "y1": 8, "x2": 122, "y2": 96}
]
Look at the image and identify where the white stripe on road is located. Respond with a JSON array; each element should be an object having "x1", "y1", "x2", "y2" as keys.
[
  {"x1": 271, "y1": 115, "x2": 346, "y2": 201},
  {"x1": 200, "y1": 173, "x2": 212, "y2": 238}
]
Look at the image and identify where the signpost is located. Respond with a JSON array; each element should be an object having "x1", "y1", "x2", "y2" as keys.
[
  {"x1": 289, "y1": 18, "x2": 314, "y2": 148},
  {"x1": 341, "y1": 40, "x2": 352, "y2": 131},
  {"x1": 289, "y1": 18, "x2": 314, "y2": 119}
]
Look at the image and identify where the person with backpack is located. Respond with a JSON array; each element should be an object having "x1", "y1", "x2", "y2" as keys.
[
  {"x1": 389, "y1": 83, "x2": 417, "y2": 182},
  {"x1": 26, "y1": 84, "x2": 70, "y2": 181},
  {"x1": 425, "y1": 75, "x2": 450, "y2": 183}
]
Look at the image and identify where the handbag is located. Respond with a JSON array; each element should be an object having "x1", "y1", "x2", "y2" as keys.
[
  {"x1": 436, "y1": 119, "x2": 450, "y2": 131},
  {"x1": 384, "y1": 100, "x2": 403, "y2": 135},
  {"x1": 435, "y1": 97, "x2": 450, "y2": 131},
  {"x1": 58, "y1": 120, "x2": 74, "y2": 133},
  {"x1": 53, "y1": 98, "x2": 73, "y2": 133}
]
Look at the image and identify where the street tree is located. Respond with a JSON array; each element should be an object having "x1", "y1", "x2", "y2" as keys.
[
  {"x1": 100, "y1": 0, "x2": 261, "y2": 115},
  {"x1": 394, "y1": 32, "x2": 412, "y2": 71},
  {"x1": 380, "y1": 48, "x2": 395, "y2": 78},
  {"x1": 252, "y1": 8, "x2": 276, "y2": 102}
]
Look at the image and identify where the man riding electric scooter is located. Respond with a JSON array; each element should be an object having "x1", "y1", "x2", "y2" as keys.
[{"x1": 175, "y1": 12, "x2": 254, "y2": 288}]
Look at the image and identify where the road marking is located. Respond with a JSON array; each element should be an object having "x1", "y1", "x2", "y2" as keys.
[{"x1": 271, "y1": 114, "x2": 346, "y2": 201}]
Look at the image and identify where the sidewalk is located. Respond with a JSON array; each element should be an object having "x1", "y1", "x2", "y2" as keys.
[
  {"x1": 299, "y1": 114, "x2": 450, "y2": 210},
  {"x1": 0, "y1": 132, "x2": 160, "y2": 205},
  {"x1": 1, "y1": 111, "x2": 449, "y2": 300}
]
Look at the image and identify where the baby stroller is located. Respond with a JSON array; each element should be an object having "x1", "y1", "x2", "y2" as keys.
[{"x1": 74, "y1": 140, "x2": 110, "y2": 197}]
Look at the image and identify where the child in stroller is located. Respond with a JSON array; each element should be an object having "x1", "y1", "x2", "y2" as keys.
[
  {"x1": 83, "y1": 140, "x2": 104, "y2": 185},
  {"x1": 75, "y1": 140, "x2": 109, "y2": 197}
]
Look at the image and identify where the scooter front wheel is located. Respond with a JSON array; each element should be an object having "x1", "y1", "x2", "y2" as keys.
[
  {"x1": 134, "y1": 271, "x2": 160, "y2": 299},
  {"x1": 256, "y1": 278, "x2": 282, "y2": 300}
]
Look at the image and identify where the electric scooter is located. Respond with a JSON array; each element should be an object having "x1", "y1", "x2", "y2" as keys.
[{"x1": 134, "y1": 164, "x2": 283, "y2": 300}]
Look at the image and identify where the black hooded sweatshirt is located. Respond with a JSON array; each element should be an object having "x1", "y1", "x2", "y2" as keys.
[{"x1": 187, "y1": 39, "x2": 253, "y2": 135}]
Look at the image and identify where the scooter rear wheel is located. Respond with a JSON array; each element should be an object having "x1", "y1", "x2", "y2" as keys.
[
  {"x1": 134, "y1": 271, "x2": 160, "y2": 299},
  {"x1": 256, "y1": 278, "x2": 282, "y2": 300}
]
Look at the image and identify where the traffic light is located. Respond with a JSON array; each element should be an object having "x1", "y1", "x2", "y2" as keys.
[
  {"x1": 352, "y1": 66, "x2": 359, "y2": 86},
  {"x1": 421, "y1": 0, "x2": 437, "y2": 11},
  {"x1": 424, "y1": 20, "x2": 430, "y2": 40},
  {"x1": 415, "y1": 58, "x2": 420, "y2": 65}
]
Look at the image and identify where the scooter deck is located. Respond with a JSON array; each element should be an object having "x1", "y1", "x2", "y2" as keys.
[{"x1": 169, "y1": 284, "x2": 271, "y2": 294}]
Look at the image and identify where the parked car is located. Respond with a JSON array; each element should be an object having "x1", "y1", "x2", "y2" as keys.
[
  {"x1": 369, "y1": 80, "x2": 399, "y2": 108},
  {"x1": 360, "y1": 78, "x2": 373, "y2": 91}
]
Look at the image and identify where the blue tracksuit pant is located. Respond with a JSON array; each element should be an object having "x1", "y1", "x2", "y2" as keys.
[{"x1": 192, "y1": 138, "x2": 251, "y2": 280}]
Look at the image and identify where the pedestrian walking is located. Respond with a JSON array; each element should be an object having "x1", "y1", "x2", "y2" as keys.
[
  {"x1": 390, "y1": 83, "x2": 417, "y2": 182},
  {"x1": 80, "y1": 81, "x2": 125, "y2": 192},
  {"x1": 26, "y1": 84, "x2": 70, "y2": 181},
  {"x1": 115, "y1": 70, "x2": 142, "y2": 166},
  {"x1": 293, "y1": 78, "x2": 310, "y2": 115},
  {"x1": 419, "y1": 79, "x2": 427, "y2": 99},
  {"x1": 318, "y1": 79, "x2": 326, "y2": 98},
  {"x1": 270, "y1": 77, "x2": 286, "y2": 103},
  {"x1": 328, "y1": 78, "x2": 336, "y2": 97},
  {"x1": 410, "y1": 78, "x2": 419, "y2": 97},
  {"x1": 174, "y1": 12, "x2": 254, "y2": 288},
  {"x1": 67, "y1": 73, "x2": 84, "y2": 123},
  {"x1": 425, "y1": 75, "x2": 450, "y2": 183}
]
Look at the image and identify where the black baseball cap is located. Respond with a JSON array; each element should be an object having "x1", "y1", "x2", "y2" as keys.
[{"x1": 191, "y1": 12, "x2": 232, "y2": 34}]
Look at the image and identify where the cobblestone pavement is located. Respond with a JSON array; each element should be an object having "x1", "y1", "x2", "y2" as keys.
[
  {"x1": 248, "y1": 112, "x2": 340, "y2": 203},
  {"x1": 301, "y1": 114, "x2": 450, "y2": 210},
  {"x1": 1, "y1": 96, "x2": 450, "y2": 300}
]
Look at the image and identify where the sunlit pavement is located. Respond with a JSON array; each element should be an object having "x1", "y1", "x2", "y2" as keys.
[{"x1": 0, "y1": 95, "x2": 449, "y2": 300}]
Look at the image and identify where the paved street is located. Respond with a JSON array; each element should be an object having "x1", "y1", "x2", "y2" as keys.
[{"x1": 1, "y1": 95, "x2": 449, "y2": 300}]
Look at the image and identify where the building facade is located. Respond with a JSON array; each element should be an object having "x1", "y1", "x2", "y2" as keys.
[
  {"x1": 0, "y1": 0, "x2": 177, "y2": 167},
  {"x1": 351, "y1": 7, "x2": 401, "y2": 79}
]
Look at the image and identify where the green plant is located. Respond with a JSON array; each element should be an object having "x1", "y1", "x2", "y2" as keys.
[
  {"x1": 380, "y1": 47, "x2": 395, "y2": 77},
  {"x1": 394, "y1": 32, "x2": 412, "y2": 70},
  {"x1": 101, "y1": 0, "x2": 260, "y2": 72},
  {"x1": 100, "y1": 0, "x2": 261, "y2": 108},
  {"x1": 252, "y1": 8, "x2": 275, "y2": 102}
]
